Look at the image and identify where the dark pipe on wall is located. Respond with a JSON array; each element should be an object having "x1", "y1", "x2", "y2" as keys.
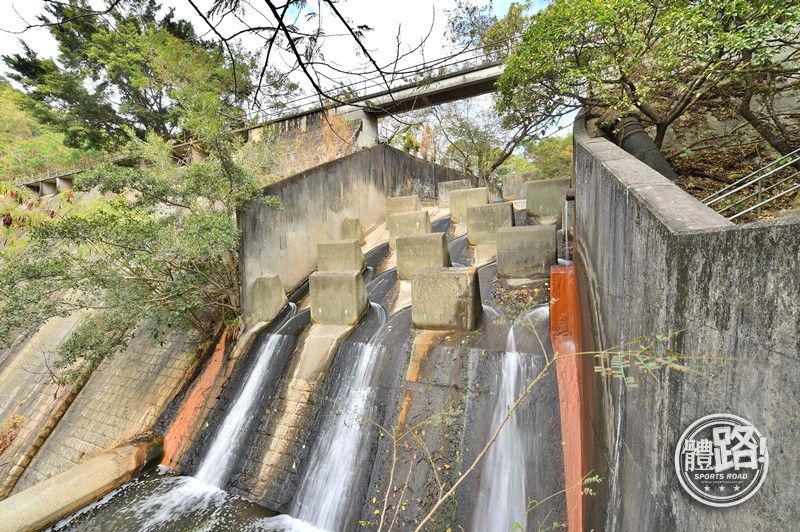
[{"x1": 600, "y1": 114, "x2": 678, "y2": 181}]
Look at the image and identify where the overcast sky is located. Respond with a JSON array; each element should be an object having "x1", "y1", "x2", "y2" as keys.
[{"x1": 0, "y1": 0, "x2": 524, "y2": 82}]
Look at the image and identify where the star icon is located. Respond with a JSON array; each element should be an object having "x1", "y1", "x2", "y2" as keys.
[
  {"x1": 734, "y1": 486, "x2": 741, "y2": 491},
  {"x1": 720, "y1": 486, "x2": 726, "y2": 491},
  {"x1": 704, "y1": 486, "x2": 710, "y2": 492}
]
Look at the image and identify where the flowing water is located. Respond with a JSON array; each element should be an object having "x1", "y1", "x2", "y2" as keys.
[
  {"x1": 473, "y1": 307, "x2": 550, "y2": 531},
  {"x1": 290, "y1": 304, "x2": 387, "y2": 531},
  {"x1": 195, "y1": 333, "x2": 291, "y2": 487},
  {"x1": 51, "y1": 328, "x2": 296, "y2": 531}
]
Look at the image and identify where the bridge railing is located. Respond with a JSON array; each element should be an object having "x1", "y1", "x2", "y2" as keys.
[{"x1": 242, "y1": 39, "x2": 513, "y2": 125}]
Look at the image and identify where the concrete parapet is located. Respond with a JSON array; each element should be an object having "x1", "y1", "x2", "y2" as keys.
[
  {"x1": 411, "y1": 267, "x2": 482, "y2": 330},
  {"x1": 526, "y1": 178, "x2": 571, "y2": 225},
  {"x1": 503, "y1": 171, "x2": 539, "y2": 200},
  {"x1": 388, "y1": 210, "x2": 432, "y2": 250},
  {"x1": 0, "y1": 441, "x2": 160, "y2": 532},
  {"x1": 317, "y1": 239, "x2": 366, "y2": 272},
  {"x1": 466, "y1": 202, "x2": 515, "y2": 246},
  {"x1": 341, "y1": 217, "x2": 366, "y2": 245},
  {"x1": 450, "y1": 187, "x2": 489, "y2": 224},
  {"x1": 386, "y1": 195, "x2": 421, "y2": 217},
  {"x1": 309, "y1": 270, "x2": 368, "y2": 325},
  {"x1": 437, "y1": 179, "x2": 473, "y2": 208},
  {"x1": 497, "y1": 225, "x2": 557, "y2": 278},
  {"x1": 243, "y1": 275, "x2": 288, "y2": 329},
  {"x1": 396, "y1": 233, "x2": 451, "y2": 281}
]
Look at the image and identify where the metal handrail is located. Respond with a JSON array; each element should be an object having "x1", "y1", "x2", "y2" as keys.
[
  {"x1": 703, "y1": 149, "x2": 800, "y2": 206},
  {"x1": 728, "y1": 182, "x2": 800, "y2": 221},
  {"x1": 717, "y1": 171, "x2": 799, "y2": 214}
]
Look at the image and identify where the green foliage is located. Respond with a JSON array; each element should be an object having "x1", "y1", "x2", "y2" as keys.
[
  {"x1": 496, "y1": 154, "x2": 537, "y2": 176},
  {"x1": 0, "y1": 80, "x2": 102, "y2": 181},
  {"x1": 496, "y1": 0, "x2": 800, "y2": 148},
  {"x1": 523, "y1": 135, "x2": 573, "y2": 180},
  {"x1": 593, "y1": 333, "x2": 689, "y2": 390},
  {"x1": 2, "y1": 0, "x2": 254, "y2": 151},
  {"x1": 0, "y1": 56, "x2": 280, "y2": 384}
]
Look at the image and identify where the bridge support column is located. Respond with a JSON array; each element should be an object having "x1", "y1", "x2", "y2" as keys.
[{"x1": 336, "y1": 107, "x2": 378, "y2": 148}]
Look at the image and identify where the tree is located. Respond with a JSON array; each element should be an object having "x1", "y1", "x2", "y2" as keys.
[
  {"x1": 0, "y1": 52, "x2": 280, "y2": 385},
  {"x1": 433, "y1": 98, "x2": 535, "y2": 187},
  {"x1": 3, "y1": 0, "x2": 255, "y2": 151},
  {"x1": 495, "y1": 0, "x2": 800, "y2": 151},
  {"x1": 524, "y1": 135, "x2": 573, "y2": 180},
  {"x1": 0, "y1": 79, "x2": 102, "y2": 181}
]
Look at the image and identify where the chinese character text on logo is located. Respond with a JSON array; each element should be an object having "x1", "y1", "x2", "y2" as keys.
[{"x1": 675, "y1": 414, "x2": 768, "y2": 507}]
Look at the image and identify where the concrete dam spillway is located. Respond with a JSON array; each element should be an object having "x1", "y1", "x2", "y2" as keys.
[
  {"x1": 1, "y1": 144, "x2": 570, "y2": 531},
  {"x1": 2, "y1": 122, "x2": 798, "y2": 531}
]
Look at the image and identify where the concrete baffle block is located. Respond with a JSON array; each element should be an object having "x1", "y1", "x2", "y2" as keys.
[
  {"x1": 502, "y1": 170, "x2": 539, "y2": 200},
  {"x1": 388, "y1": 211, "x2": 432, "y2": 250},
  {"x1": 341, "y1": 218, "x2": 366, "y2": 245},
  {"x1": 411, "y1": 267, "x2": 482, "y2": 330},
  {"x1": 244, "y1": 275, "x2": 288, "y2": 329},
  {"x1": 467, "y1": 202, "x2": 515, "y2": 246},
  {"x1": 386, "y1": 195, "x2": 421, "y2": 217},
  {"x1": 317, "y1": 239, "x2": 365, "y2": 272},
  {"x1": 396, "y1": 233, "x2": 451, "y2": 281},
  {"x1": 437, "y1": 179, "x2": 473, "y2": 208},
  {"x1": 526, "y1": 178, "x2": 571, "y2": 226},
  {"x1": 450, "y1": 187, "x2": 489, "y2": 224},
  {"x1": 309, "y1": 270, "x2": 368, "y2": 326},
  {"x1": 497, "y1": 225, "x2": 557, "y2": 279}
]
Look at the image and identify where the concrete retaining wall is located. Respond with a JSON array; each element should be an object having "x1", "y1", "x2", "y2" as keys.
[
  {"x1": 383, "y1": 146, "x2": 473, "y2": 202},
  {"x1": 12, "y1": 326, "x2": 197, "y2": 494},
  {"x1": 573, "y1": 117, "x2": 800, "y2": 530},
  {"x1": 239, "y1": 145, "x2": 472, "y2": 308}
]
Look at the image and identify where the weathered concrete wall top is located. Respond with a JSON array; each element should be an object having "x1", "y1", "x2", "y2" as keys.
[{"x1": 573, "y1": 117, "x2": 800, "y2": 530}]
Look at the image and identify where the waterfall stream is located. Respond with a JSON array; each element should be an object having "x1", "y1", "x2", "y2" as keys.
[
  {"x1": 473, "y1": 306, "x2": 550, "y2": 531},
  {"x1": 195, "y1": 333, "x2": 289, "y2": 487},
  {"x1": 290, "y1": 303, "x2": 387, "y2": 531},
  {"x1": 473, "y1": 325, "x2": 528, "y2": 530}
]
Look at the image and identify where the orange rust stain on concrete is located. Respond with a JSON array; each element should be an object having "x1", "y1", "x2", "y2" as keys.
[
  {"x1": 396, "y1": 391, "x2": 414, "y2": 431},
  {"x1": 550, "y1": 264, "x2": 589, "y2": 532},
  {"x1": 395, "y1": 332, "x2": 438, "y2": 430},
  {"x1": 161, "y1": 331, "x2": 227, "y2": 469}
]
